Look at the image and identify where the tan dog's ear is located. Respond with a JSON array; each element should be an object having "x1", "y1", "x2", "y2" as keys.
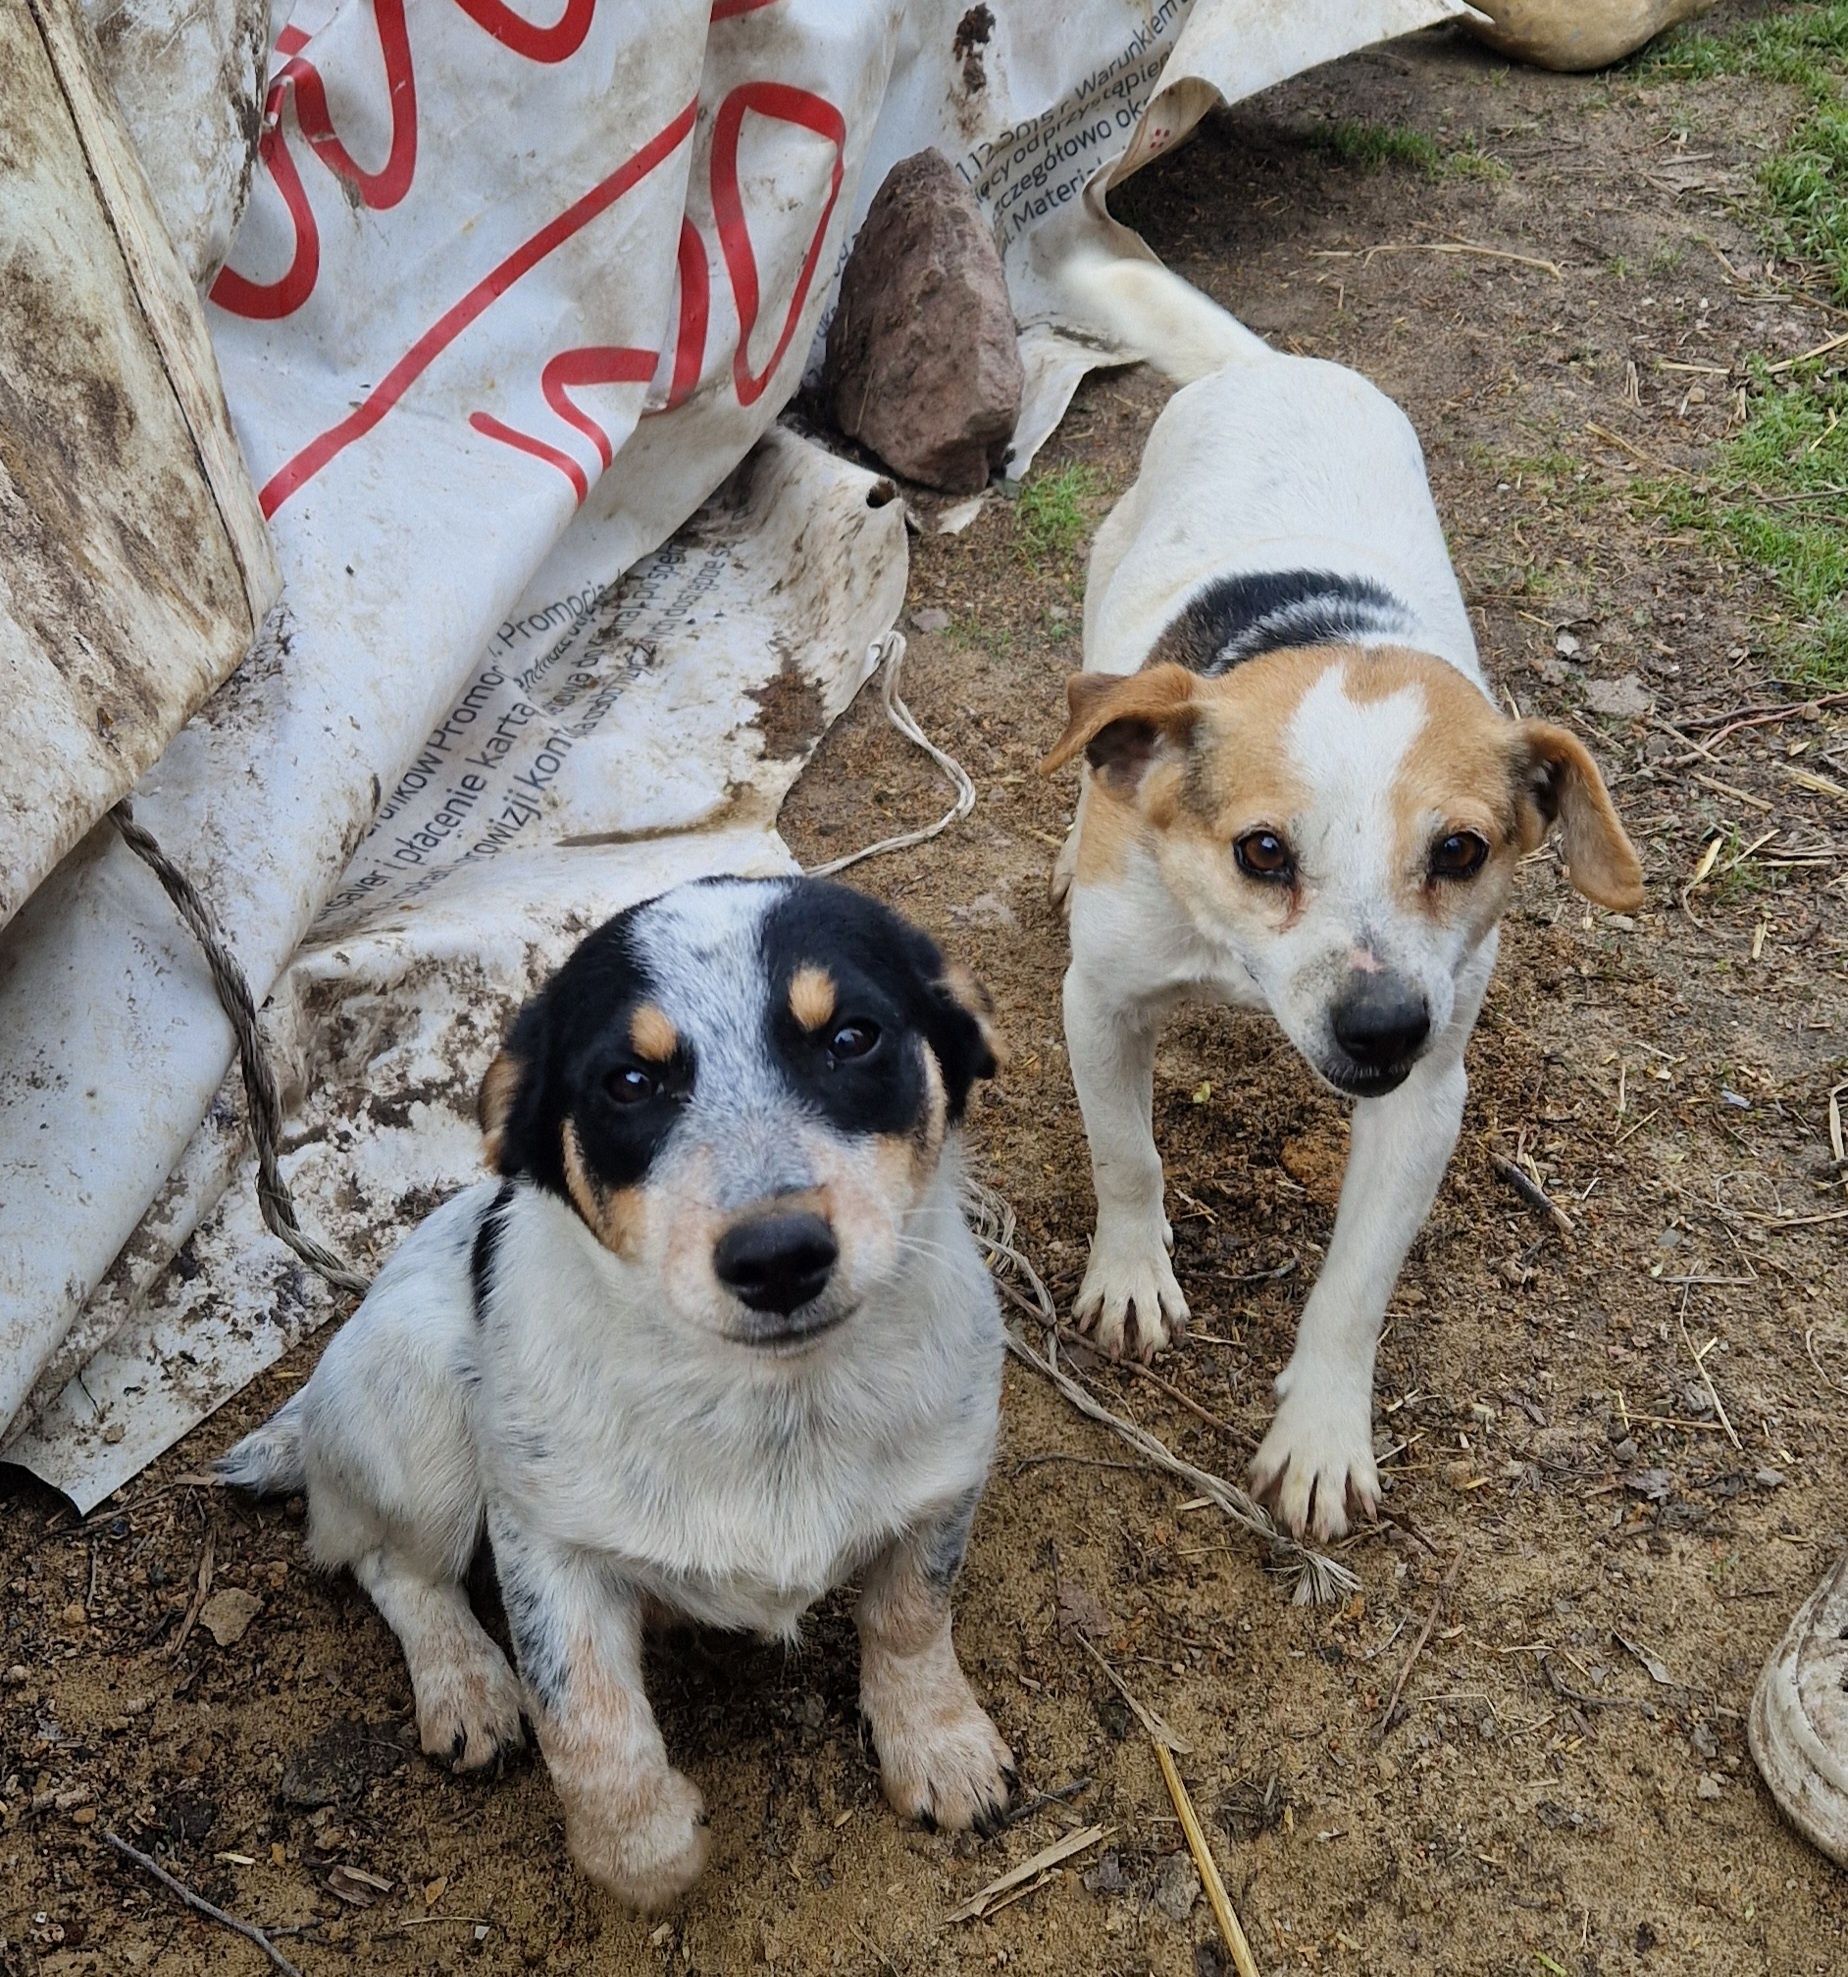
[
  {"x1": 1514, "y1": 722, "x2": 1645, "y2": 911},
  {"x1": 1038, "y1": 664, "x2": 1201, "y2": 795},
  {"x1": 478, "y1": 1050, "x2": 524, "y2": 1170}
]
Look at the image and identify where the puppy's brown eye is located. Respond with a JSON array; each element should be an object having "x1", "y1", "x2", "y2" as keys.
[
  {"x1": 607, "y1": 1066, "x2": 657, "y2": 1105},
  {"x1": 1234, "y1": 830, "x2": 1294, "y2": 882},
  {"x1": 1429, "y1": 831, "x2": 1489, "y2": 880},
  {"x1": 828, "y1": 1020, "x2": 880, "y2": 1062}
]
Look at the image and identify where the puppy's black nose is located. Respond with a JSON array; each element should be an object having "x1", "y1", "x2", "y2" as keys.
[
  {"x1": 1331, "y1": 977, "x2": 1430, "y2": 1073},
  {"x1": 713, "y1": 1212, "x2": 838, "y2": 1314}
]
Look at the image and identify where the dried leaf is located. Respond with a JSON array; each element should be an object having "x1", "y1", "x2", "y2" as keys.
[
  {"x1": 198, "y1": 1588, "x2": 262, "y2": 1648},
  {"x1": 1614, "y1": 1632, "x2": 1674, "y2": 1686},
  {"x1": 1055, "y1": 1579, "x2": 1110, "y2": 1641}
]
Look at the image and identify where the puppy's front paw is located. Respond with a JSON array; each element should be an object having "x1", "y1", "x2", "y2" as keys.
[
  {"x1": 1072, "y1": 1233, "x2": 1189, "y2": 1362},
  {"x1": 414, "y1": 1637, "x2": 526, "y2": 1774},
  {"x1": 1249, "y1": 1383, "x2": 1380, "y2": 1542},
  {"x1": 869, "y1": 1669, "x2": 1014, "y2": 1836},
  {"x1": 566, "y1": 1768, "x2": 710, "y2": 1912}
]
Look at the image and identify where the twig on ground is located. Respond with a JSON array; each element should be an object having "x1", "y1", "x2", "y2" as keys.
[
  {"x1": 1153, "y1": 1743, "x2": 1262, "y2": 1977},
  {"x1": 1375, "y1": 1554, "x2": 1463, "y2": 1740},
  {"x1": 103, "y1": 1831, "x2": 304, "y2": 1977},
  {"x1": 1681, "y1": 689, "x2": 1848, "y2": 731},
  {"x1": 1053, "y1": 1324, "x2": 1247, "y2": 1441},
  {"x1": 1489, "y1": 1154, "x2": 1575, "y2": 1244},
  {"x1": 995, "y1": 1775, "x2": 1095, "y2": 1832},
  {"x1": 1805, "y1": 1326, "x2": 1848, "y2": 1398},
  {"x1": 1678, "y1": 1293, "x2": 1742, "y2": 1453},
  {"x1": 1072, "y1": 1629, "x2": 1190, "y2": 1753},
  {"x1": 944, "y1": 1824, "x2": 1109, "y2": 1924},
  {"x1": 1315, "y1": 239, "x2": 1562, "y2": 278},
  {"x1": 166, "y1": 1533, "x2": 215, "y2": 1659},
  {"x1": 1586, "y1": 420, "x2": 1670, "y2": 470},
  {"x1": 965, "y1": 1182, "x2": 1358, "y2": 1604}
]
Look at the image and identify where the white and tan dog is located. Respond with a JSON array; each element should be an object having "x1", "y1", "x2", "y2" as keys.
[{"x1": 1041, "y1": 255, "x2": 1643, "y2": 1542}]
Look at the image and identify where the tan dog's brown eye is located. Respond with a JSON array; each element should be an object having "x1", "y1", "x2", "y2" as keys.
[
  {"x1": 828, "y1": 1020, "x2": 880, "y2": 1063},
  {"x1": 607, "y1": 1066, "x2": 657, "y2": 1105},
  {"x1": 1234, "y1": 830, "x2": 1295, "y2": 883},
  {"x1": 1429, "y1": 832, "x2": 1489, "y2": 881}
]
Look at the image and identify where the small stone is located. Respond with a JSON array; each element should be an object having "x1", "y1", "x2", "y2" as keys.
[
  {"x1": 1082, "y1": 1847, "x2": 1129, "y2": 1896},
  {"x1": 1555, "y1": 630, "x2": 1582, "y2": 658},
  {"x1": 1584, "y1": 673, "x2": 1653, "y2": 719},
  {"x1": 2, "y1": 1666, "x2": 29, "y2": 1688},
  {"x1": 1696, "y1": 1773, "x2": 1724, "y2": 1801},
  {"x1": 199, "y1": 1589, "x2": 262, "y2": 1648},
  {"x1": 824, "y1": 150, "x2": 1023, "y2": 492},
  {"x1": 57, "y1": 1603, "x2": 87, "y2": 1632},
  {"x1": 70, "y1": 1806, "x2": 96, "y2": 1827},
  {"x1": 1754, "y1": 1467, "x2": 1787, "y2": 1491},
  {"x1": 1151, "y1": 1853, "x2": 1200, "y2": 1921},
  {"x1": 1625, "y1": 1468, "x2": 1672, "y2": 1501},
  {"x1": 909, "y1": 606, "x2": 950, "y2": 634},
  {"x1": 101, "y1": 1422, "x2": 126, "y2": 1446},
  {"x1": 1611, "y1": 1437, "x2": 1639, "y2": 1465},
  {"x1": 1607, "y1": 914, "x2": 1636, "y2": 932}
]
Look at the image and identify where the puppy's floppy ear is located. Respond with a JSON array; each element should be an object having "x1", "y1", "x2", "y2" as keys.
[
  {"x1": 922, "y1": 958, "x2": 1003, "y2": 1122},
  {"x1": 1038, "y1": 664, "x2": 1201, "y2": 796},
  {"x1": 478, "y1": 1049, "x2": 524, "y2": 1170},
  {"x1": 1513, "y1": 721, "x2": 1645, "y2": 911},
  {"x1": 478, "y1": 997, "x2": 550, "y2": 1178}
]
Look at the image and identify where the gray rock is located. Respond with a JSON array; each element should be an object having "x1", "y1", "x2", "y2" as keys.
[
  {"x1": 1585, "y1": 673, "x2": 1653, "y2": 719},
  {"x1": 1151, "y1": 1853, "x2": 1200, "y2": 1921},
  {"x1": 825, "y1": 150, "x2": 1023, "y2": 493}
]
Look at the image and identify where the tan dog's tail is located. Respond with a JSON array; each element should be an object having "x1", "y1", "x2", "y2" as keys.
[{"x1": 1039, "y1": 225, "x2": 1275, "y2": 384}]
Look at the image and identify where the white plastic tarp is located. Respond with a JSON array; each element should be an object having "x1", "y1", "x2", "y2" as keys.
[{"x1": 1, "y1": 0, "x2": 1469, "y2": 1508}]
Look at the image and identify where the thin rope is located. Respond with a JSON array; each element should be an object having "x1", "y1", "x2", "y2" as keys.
[
  {"x1": 964, "y1": 1179, "x2": 1359, "y2": 1605},
  {"x1": 803, "y1": 631, "x2": 976, "y2": 877},
  {"x1": 110, "y1": 801, "x2": 370, "y2": 1297}
]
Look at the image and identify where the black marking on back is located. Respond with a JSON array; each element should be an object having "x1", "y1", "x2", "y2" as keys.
[
  {"x1": 470, "y1": 1179, "x2": 516, "y2": 1320},
  {"x1": 1151, "y1": 569, "x2": 1416, "y2": 676}
]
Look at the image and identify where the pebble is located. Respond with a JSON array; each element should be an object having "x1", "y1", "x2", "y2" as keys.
[
  {"x1": 1696, "y1": 1774, "x2": 1724, "y2": 1801},
  {"x1": 1151, "y1": 1853, "x2": 1200, "y2": 1922},
  {"x1": 2, "y1": 1666, "x2": 29, "y2": 1688},
  {"x1": 910, "y1": 607, "x2": 950, "y2": 634}
]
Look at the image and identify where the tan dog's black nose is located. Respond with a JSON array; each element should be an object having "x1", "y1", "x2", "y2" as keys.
[
  {"x1": 1332, "y1": 977, "x2": 1429, "y2": 1075},
  {"x1": 714, "y1": 1212, "x2": 837, "y2": 1314}
]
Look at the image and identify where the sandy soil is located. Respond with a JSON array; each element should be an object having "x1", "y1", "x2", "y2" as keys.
[{"x1": 5, "y1": 9, "x2": 1846, "y2": 1975}]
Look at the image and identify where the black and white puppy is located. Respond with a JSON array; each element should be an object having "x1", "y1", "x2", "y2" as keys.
[{"x1": 222, "y1": 877, "x2": 1011, "y2": 1910}]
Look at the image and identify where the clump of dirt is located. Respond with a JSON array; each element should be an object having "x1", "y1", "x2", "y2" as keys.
[{"x1": 4, "y1": 10, "x2": 1845, "y2": 1975}]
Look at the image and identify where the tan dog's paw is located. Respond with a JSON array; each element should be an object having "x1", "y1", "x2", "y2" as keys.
[
  {"x1": 413, "y1": 1636, "x2": 526, "y2": 1774},
  {"x1": 567, "y1": 1767, "x2": 710, "y2": 1911},
  {"x1": 871, "y1": 1677, "x2": 1013, "y2": 1836},
  {"x1": 1249, "y1": 1386, "x2": 1380, "y2": 1542},
  {"x1": 1072, "y1": 1235, "x2": 1188, "y2": 1362}
]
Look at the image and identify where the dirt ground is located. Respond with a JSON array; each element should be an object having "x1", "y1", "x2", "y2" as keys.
[{"x1": 6, "y1": 9, "x2": 1848, "y2": 1975}]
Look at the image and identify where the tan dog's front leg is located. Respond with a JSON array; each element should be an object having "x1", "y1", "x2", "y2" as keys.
[
  {"x1": 491, "y1": 1513, "x2": 707, "y2": 1910},
  {"x1": 858, "y1": 1496, "x2": 1013, "y2": 1834}
]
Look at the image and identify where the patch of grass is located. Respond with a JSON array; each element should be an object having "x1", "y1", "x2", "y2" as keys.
[
  {"x1": 1631, "y1": 3, "x2": 1848, "y2": 682},
  {"x1": 1014, "y1": 465, "x2": 1099, "y2": 561},
  {"x1": 1308, "y1": 119, "x2": 1506, "y2": 180},
  {"x1": 1648, "y1": 368, "x2": 1848, "y2": 685},
  {"x1": 1638, "y1": 2, "x2": 1848, "y2": 93}
]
